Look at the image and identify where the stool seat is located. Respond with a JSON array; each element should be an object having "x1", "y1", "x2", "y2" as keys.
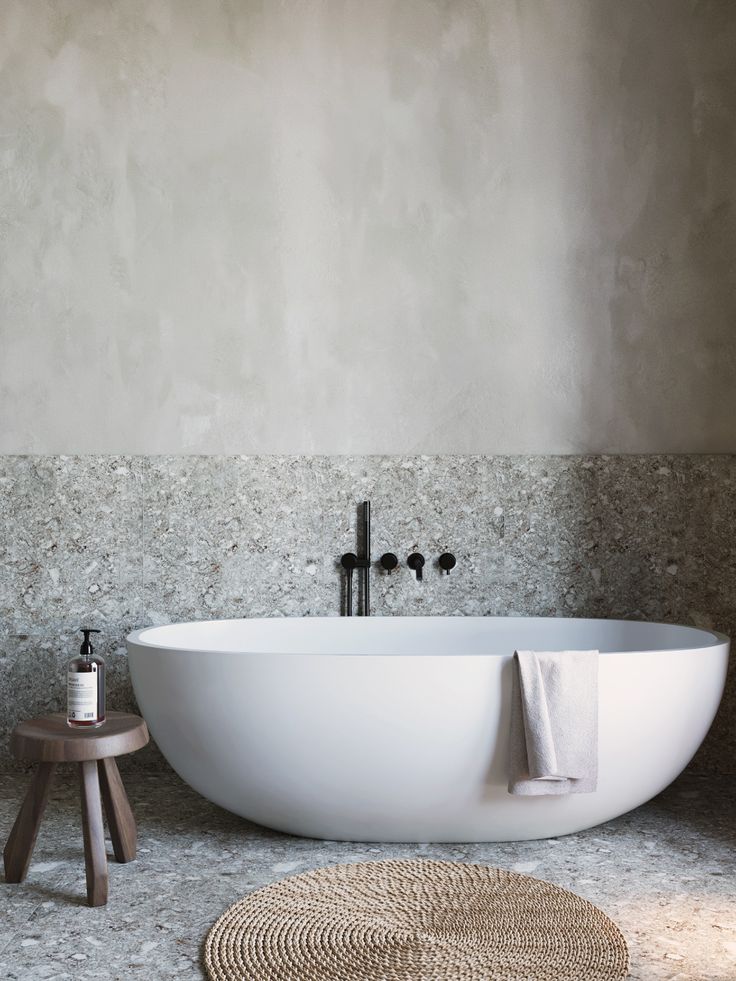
[
  {"x1": 11, "y1": 712, "x2": 149, "y2": 763},
  {"x1": 4, "y1": 711, "x2": 149, "y2": 907}
]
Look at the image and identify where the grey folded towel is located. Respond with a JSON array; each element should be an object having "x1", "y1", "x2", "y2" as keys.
[{"x1": 508, "y1": 649, "x2": 599, "y2": 796}]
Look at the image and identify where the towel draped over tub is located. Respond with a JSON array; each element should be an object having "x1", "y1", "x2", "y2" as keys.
[{"x1": 508, "y1": 649, "x2": 599, "y2": 796}]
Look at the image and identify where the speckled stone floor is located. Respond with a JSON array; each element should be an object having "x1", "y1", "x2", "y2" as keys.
[{"x1": 0, "y1": 767, "x2": 733, "y2": 981}]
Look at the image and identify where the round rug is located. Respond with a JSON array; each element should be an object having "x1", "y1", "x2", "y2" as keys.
[{"x1": 204, "y1": 859, "x2": 629, "y2": 981}]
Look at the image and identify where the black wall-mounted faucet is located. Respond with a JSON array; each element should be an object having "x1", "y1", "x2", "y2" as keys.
[
  {"x1": 340, "y1": 506, "x2": 456, "y2": 609},
  {"x1": 439, "y1": 552, "x2": 456, "y2": 575},
  {"x1": 407, "y1": 552, "x2": 425, "y2": 581},
  {"x1": 380, "y1": 553, "x2": 398, "y2": 573},
  {"x1": 340, "y1": 552, "x2": 358, "y2": 616},
  {"x1": 340, "y1": 501, "x2": 371, "y2": 616}
]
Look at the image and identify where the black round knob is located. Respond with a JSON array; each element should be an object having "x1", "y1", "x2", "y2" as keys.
[
  {"x1": 380, "y1": 552, "x2": 398, "y2": 572},
  {"x1": 439, "y1": 552, "x2": 456, "y2": 574},
  {"x1": 407, "y1": 553, "x2": 425, "y2": 580},
  {"x1": 341, "y1": 552, "x2": 358, "y2": 570}
]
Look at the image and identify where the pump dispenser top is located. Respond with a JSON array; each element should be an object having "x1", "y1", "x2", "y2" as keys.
[{"x1": 80, "y1": 628, "x2": 100, "y2": 656}]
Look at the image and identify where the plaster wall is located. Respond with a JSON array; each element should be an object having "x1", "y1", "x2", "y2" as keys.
[{"x1": 1, "y1": 0, "x2": 735, "y2": 454}]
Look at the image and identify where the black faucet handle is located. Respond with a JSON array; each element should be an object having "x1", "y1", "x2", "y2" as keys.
[
  {"x1": 407, "y1": 552, "x2": 425, "y2": 581},
  {"x1": 341, "y1": 552, "x2": 358, "y2": 570},
  {"x1": 439, "y1": 552, "x2": 456, "y2": 575},
  {"x1": 380, "y1": 553, "x2": 399, "y2": 573}
]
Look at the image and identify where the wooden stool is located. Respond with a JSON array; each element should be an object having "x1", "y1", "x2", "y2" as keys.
[{"x1": 3, "y1": 712, "x2": 149, "y2": 907}]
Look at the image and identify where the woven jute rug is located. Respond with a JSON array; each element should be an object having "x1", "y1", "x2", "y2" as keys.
[{"x1": 204, "y1": 858, "x2": 629, "y2": 981}]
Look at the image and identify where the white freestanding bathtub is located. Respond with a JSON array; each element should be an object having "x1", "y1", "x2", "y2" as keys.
[{"x1": 127, "y1": 617, "x2": 728, "y2": 843}]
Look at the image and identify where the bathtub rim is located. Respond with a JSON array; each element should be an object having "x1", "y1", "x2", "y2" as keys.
[{"x1": 126, "y1": 615, "x2": 729, "y2": 658}]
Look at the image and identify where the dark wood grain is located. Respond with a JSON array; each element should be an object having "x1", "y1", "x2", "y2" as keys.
[
  {"x1": 5, "y1": 712, "x2": 148, "y2": 905},
  {"x1": 98, "y1": 757, "x2": 137, "y2": 863},
  {"x1": 79, "y1": 760, "x2": 108, "y2": 907},
  {"x1": 3, "y1": 761, "x2": 56, "y2": 883},
  {"x1": 10, "y1": 711, "x2": 149, "y2": 763}
]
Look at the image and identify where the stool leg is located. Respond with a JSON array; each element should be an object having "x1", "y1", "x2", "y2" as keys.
[
  {"x1": 79, "y1": 761, "x2": 108, "y2": 907},
  {"x1": 4, "y1": 762, "x2": 56, "y2": 883},
  {"x1": 98, "y1": 758, "x2": 137, "y2": 863}
]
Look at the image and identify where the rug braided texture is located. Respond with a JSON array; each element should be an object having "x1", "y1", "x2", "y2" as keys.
[{"x1": 205, "y1": 859, "x2": 629, "y2": 981}]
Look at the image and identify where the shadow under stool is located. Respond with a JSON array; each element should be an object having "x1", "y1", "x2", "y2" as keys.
[{"x1": 3, "y1": 711, "x2": 149, "y2": 906}]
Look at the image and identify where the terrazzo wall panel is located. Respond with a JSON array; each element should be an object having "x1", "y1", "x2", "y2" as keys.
[{"x1": 0, "y1": 454, "x2": 734, "y2": 773}]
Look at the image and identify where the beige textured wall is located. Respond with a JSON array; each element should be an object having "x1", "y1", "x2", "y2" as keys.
[{"x1": 1, "y1": 1, "x2": 734, "y2": 454}]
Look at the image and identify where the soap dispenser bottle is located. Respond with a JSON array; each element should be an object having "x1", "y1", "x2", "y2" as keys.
[{"x1": 67, "y1": 628, "x2": 105, "y2": 728}]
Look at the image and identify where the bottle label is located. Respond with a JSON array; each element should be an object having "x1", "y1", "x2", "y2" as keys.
[{"x1": 67, "y1": 671, "x2": 99, "y2": 722}]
